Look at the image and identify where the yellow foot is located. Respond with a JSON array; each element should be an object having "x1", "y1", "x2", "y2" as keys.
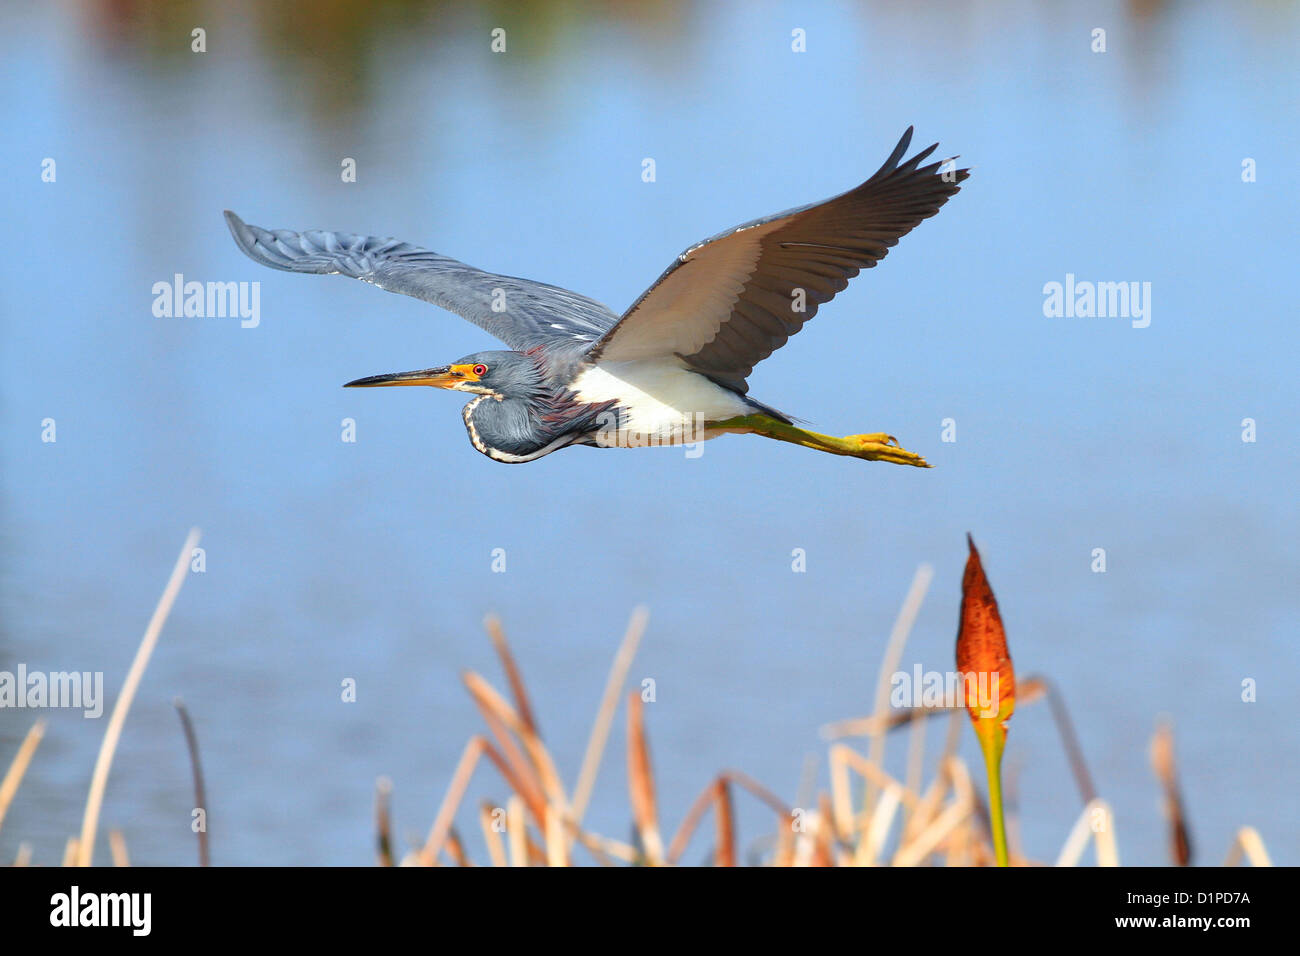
[
  {"x1": 850, "y1": 432, "x2": 898, "y2": 445},
  {"x1": 838, "y1": 433, "x2": 931, "y2": 467}
]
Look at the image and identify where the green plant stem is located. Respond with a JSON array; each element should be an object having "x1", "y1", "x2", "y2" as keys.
[{"x1": 979, "y1": 727, "x2": 1009, "y2": 867}]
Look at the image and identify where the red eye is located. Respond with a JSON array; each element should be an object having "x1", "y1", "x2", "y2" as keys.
[{"x1": 472, "y1": 364, "x2": 488, "y2": 376}]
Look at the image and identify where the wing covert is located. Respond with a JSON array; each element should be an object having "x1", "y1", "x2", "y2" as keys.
[{"x1": 588, "y1": 128, "x2": 969, "y2": 390}]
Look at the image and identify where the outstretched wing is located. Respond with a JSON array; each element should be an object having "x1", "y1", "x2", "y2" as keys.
[
  {"x1": 224, "y1": 211, "x2": 618, "y2": 351},
  {"x1": 587, "y1": 128, "x2": 969, "y2": 391}
]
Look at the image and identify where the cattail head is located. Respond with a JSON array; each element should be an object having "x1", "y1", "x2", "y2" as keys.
[{"x1": 956, "y1": 534, "x2": 1016, "y2": 737}]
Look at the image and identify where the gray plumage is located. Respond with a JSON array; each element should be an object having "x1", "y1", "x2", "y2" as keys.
[{"x1": 223, "y1": 213, "x2": 617, "y2": 354}]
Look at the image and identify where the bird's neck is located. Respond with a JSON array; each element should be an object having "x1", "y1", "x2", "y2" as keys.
[{"x1": 460, "y1": 392, "x2": 582, "y2": 463}]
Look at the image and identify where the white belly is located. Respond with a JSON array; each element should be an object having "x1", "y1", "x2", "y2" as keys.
[{"x1": 569, "y1": 360, "x2": 752, "y2": 447}]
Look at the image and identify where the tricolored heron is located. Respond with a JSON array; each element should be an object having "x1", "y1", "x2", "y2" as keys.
[{"x1": 225, "y1": 127, "x2": 967, "y2": 465}]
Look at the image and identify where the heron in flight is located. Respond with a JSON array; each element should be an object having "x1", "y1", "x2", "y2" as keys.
[{"x1": 226, "y1": 127, "x2": 967, "y2": 466}]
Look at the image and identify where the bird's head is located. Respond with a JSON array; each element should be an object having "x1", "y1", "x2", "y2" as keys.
[{"x1": 344, "y1": 350, "x2": 541, "y2": 401}]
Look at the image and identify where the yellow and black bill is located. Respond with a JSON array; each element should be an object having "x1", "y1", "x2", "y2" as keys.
[{"x1": 343, "y1": 364, "x2": 481, "y2": 390}]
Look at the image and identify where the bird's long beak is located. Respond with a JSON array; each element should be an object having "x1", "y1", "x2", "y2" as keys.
[{"x1": 344, "y1": 366, "x2": 464, "y2": 390}]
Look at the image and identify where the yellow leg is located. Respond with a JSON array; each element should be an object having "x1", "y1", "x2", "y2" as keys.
[{"x1": 712, "y1": 415, "x2": 931, "y2": 468}]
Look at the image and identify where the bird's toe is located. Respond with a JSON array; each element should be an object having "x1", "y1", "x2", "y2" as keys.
[{"x1": 844, "y1": 434, "x2": 930, "y2": 467}]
